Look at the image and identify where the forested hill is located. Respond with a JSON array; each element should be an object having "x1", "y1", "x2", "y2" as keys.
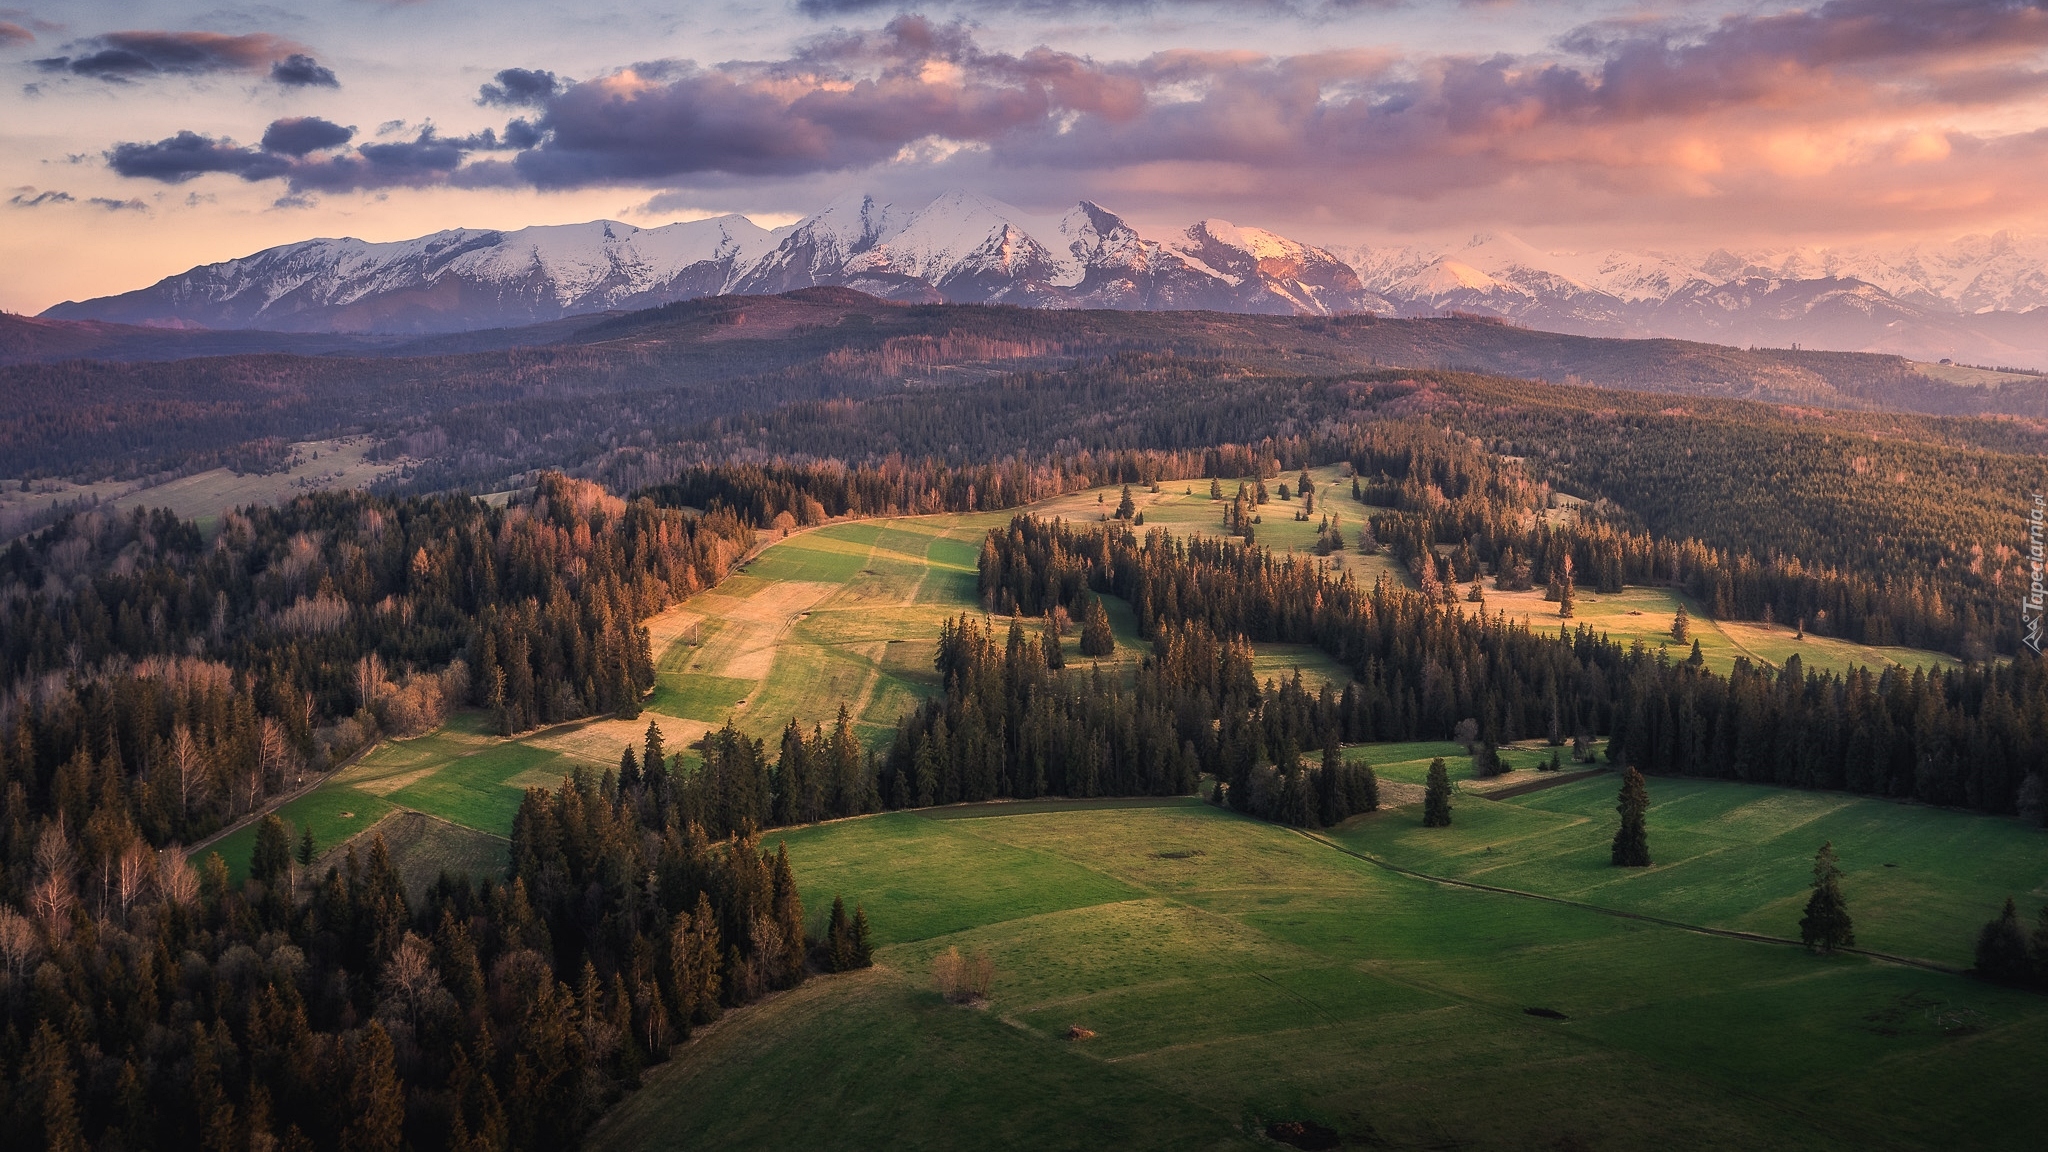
[{"x1": 6, "y1": 289, "x2": 2045, "y2": 484}]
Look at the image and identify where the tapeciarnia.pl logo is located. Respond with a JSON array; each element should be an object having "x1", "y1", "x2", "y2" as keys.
[{"x1": 2027, "y1": 492, "x2": 2046, "y2": 655}]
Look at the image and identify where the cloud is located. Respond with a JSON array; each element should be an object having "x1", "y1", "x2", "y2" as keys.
[
  {"x1": 478, "y1": 67, "x2": 560, "y2": 107},
  {"x1": 261, "y1": 116, "x2": 354, "y2": 156},
  {"x1": 107, "y1": 127, "x2": 473, "y2": 192},
  {"x1": 270, "y1": 52, "x2": 337, "y2": 87},
  {"x1": 0, "y1": 21, "x2": 32, "y2": 46},
  {"x1": 34, "y1": 30, "x2": 320, "y2": 84},
  {"x1": 106, "y1": 131, "x2": 291, "y2": 182},
  {"x1": 94, "y1": 3, "x2": 2048, "y2": 240},
  {"x1": 5, "y1": 188, "x2": 146, "y2": 212}
]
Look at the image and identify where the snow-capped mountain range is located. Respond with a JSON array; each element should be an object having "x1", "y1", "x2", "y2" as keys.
[{"x1": 41, "y1": 190, "x2": 2048, "y2": 367}]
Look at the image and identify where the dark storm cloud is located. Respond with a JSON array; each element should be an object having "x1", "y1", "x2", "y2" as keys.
[
  {"x1": 259, "y1": 116, "x2": 354, "y2": 156},
  {"x1": 478, "y1": 68, "x2": 560, "y2": 107},
  {"x1": 107, "y1": 131, "x2": 292, "y2": 182},
  {"x1": 269, "y1": 53, "x2": 338, "y2": 88},
  {"x1": 33, "y1": 30, "x2": 319, "y2": 83},
  {"x1": 107, "y1": 126, "x2": 475, "y2": 193}
]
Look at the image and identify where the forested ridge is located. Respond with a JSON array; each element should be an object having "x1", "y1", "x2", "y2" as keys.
[
  {"x1": 976, "y1": 514, "x2": 2048, "y2": 821},
  {"x1": 623, "y1": 364, "x2": 2043, "y2": 658},
  {"x1": 12, "y1": 289, "x2": 2046, "y2": 486},
  {"x1": 0, "y1": 473, "x2": 893, "y2": 1151}
]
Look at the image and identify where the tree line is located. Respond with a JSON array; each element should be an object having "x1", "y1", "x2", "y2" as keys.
[{"x1": 977, "y1": 513, "x2": 2048, "y2": 821}]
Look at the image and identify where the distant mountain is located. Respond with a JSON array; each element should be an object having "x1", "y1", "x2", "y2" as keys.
[
  {"x1": 44, "y1": 216, "x2": 783, "y2": 334},
  {"x1": 43, "y1": 191, "x2": 1387, "y2": 336},
  {"x1": 41, "y1": 194, "x2": 2048, "y2": 367}
]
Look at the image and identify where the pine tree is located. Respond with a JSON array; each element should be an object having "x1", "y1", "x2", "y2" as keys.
[
  {"x1": 1210, "y1": 477, "x2": 1223, "y2": 499},
  {"x1": 643, "y1": 720, "x2": 667, "y2": 788},
  {"x1": 1116, "y1": 485, "x2": 1137, "y2": 520},
  {"x1": 1473, "y1": 742, "x2": 1501, "y2": 778},
  {"x1": 619, "y1": 744, "x2": 641, "y2": 791},
  {"x1": 1080, "y1": 596, "x2": 1114, "y2": 656},
  {"x1": 1671, "y1": 604, "x2": 1690, "y2": 643},
  {"x1": 250, "y1": 813, "x2": 293, "y2": 884},
  {"x1": 28, "y1": 1020, "x2": 85, "y2": 1152},
  {"x1": 345, "y1": 1022, "x2": 406, "y2": 1152},
  {"x1": 1974, "y1": 897, "x2": 2032, "y2": 984},
  {"x1": 851, "y1": 904, "x2": 874, "y2": 967},
  {"x1": 1041, "y1": 621, "x2": 1065, "y2": 669},
  {"x1": 1799, "y1": 841, "x2": 1855, "y2": 953},
  {"x1": 297, "y1": 824, "x2": 317, "y2": 870},
  {"x1": 1318, "y1": 734, "x2": 1348, "y2": 826},
  {"x1": 826, "y1": 895, "x2": 855, "y2": 972},
  {"x1": 1423, "y1": 758, "x2": 1452, "y2": 827},
  {"x1": 1688, "y1": 638, "x2": 1705, "y2": 666},
  {"x1": 1611, "y1": 767, "x2": 1651, "y2": 866}
]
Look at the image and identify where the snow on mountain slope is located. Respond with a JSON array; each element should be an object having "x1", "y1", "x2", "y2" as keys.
[
  {"x1": 46, "y1": 216, "x2": 780, "y2": 333},
  {"x1": 41, "y1": 192, "x2": 2048, "y2": 366}
]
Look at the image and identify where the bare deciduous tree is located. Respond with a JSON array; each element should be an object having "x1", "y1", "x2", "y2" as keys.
[
  {"x1": 0, "y1": 908, "x2": 39, "y2": 982},
  {"x1": 116, "y1": 841, "x2": 156, "y2": 923},
  {"x1": 169, "y1": 725, "x2": 208, "y2": 820}
]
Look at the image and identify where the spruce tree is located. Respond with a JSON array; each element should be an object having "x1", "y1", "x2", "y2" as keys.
[
  {"x1": 1318, "y1": 734, "x2": 1348, "y2": 826},
  {"x1": 1116, "y1": 485, "x2": 1137, "y2": 520},
  {"x1": 249, "y1": 814, "x2": 293, "y2": 885},
  {"x1": 1080, "y1": 596, "x2": 1114, "y2": 656},
  {"x1": 643, "y1": 720, "x2": 666, "y2": 787},
  {"x1": 1799, "y1": 841, "x2": 1856, "y2": 953},
  {"x1": 1688, "y1": 638, "x2": 1705, "y2": 666},
  {"x1": 1611, "y1": 767, "x2": 1651, "y2": 866},
  {"x1": 826, "y1": 895, "x2": 855, "y2": 972},
  {"x1": 297, "y1": 825, "x2": 317, "y2": 870},
  {"x1": 29, "y1": 1021, "x2": 84, "y2": 1152},
  {"x1": 1974, "y1": 897, "x2": 2032, "y2": 984},
  {"x1": 851, "y1": 904, "x2": 874, "y2": 967},
  {"x1": 1041, "y1": 622, "x2": 1065, "y2": 669},
  {"x1": 1210, "y1": 477, "x2": 1223, "y2": 499},
  {"x1": 1671, "y1": 604, "x2": 1690, "y2": 643},
  {"x1": 346, "y1": 1022, "x2": 406, "y2": 1152},
  {"x1": 1423, "y1": 757, "x2": 1453, "y2": 827},
  {"x1": 1558, "y1": 555, "x2": 1576, "y2": 619},
  {"x1": 618, "y1": 744, "x2": 641, "y2": 791}
]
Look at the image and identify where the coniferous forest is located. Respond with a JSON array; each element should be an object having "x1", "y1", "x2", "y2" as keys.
[{"x1": 3, "y1": 293, "x2": 2048, "y2": 1150}]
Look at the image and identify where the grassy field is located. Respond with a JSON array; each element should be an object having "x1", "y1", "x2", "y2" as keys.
[
  {"x1": 0, "y1": 435, "x2": 412, "y2": 537},
  {"x1": 204, "y1": 478, "x2": 1953, "y2": 910},
  {"x1": 1334, "y1": 766, "x2": 2048, "y2": 969},
  {"x1": 593, "y1": 797, "x2": 2048, "y2": 1152}
]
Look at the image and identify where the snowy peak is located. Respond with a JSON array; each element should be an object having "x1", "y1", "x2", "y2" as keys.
[
  {"x1": 42, "y1": 193, "x2": 2048, "y2": 367},
  {"x1": 46, "y1": 215, "x2": 781, "y2": 333}
]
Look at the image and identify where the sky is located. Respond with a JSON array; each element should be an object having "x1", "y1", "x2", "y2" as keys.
[{"x1": 5, "y1": 0, "x2": 2048, "y2": 314}]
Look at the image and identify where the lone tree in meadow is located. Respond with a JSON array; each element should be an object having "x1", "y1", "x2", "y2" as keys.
[
  {"x1": 1671, "y1": 604, "x2": 1690, "y2": 643},
  {"x1": 1557, "y1": 554, "x2": 1576, "y2": 619},
  {"x1": 1423, "y1": 757, "x2": 1453, "y2": 827},
  {"x1": 1611, "y1": 767, "x2": 1651, "y2": 866},
  {"x1": 1974, "y1": 898, "x2": 2033, "y2": 985},
  {"x1": 249, "y1": 814, "x2": 293, "y2": 886},
  {"x1": 1799, "y1": 841, "x2": 1856, "y2": 953},
  {"x1": 1079, "y1": 596, "x2": 1115, "y2": 656},
  {"x1": 1116, "y1": 485, "x2": 1137, "y2": 520}
]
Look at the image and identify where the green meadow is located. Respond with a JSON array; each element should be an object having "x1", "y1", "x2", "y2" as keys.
[
  {"x1": 184, "y1": 481, "x2": 2048, "y2": 1149},
  {"x1": 594, "y1": 796, "x2": 2048, "y2": 1152}
]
